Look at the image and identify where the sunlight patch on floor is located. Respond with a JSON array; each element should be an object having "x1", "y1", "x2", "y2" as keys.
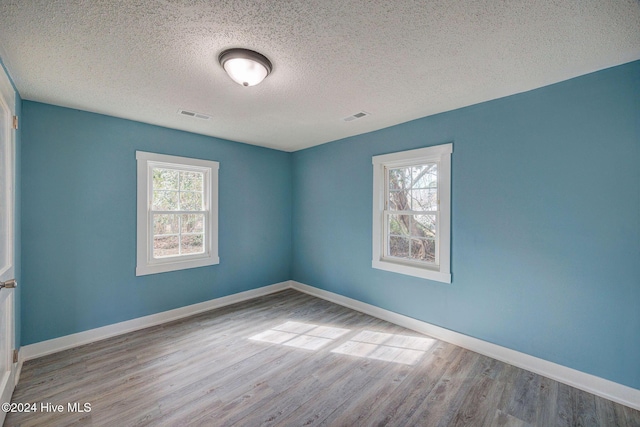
[
  {"x1": 249, "y1": 321, "x2": 435, "y2": 365},
  {"x1": 249, "y1": 321, "x2": 351, "y2": 350},
  {"x1": 331, "y1": 330, "x2": 436, "y2": 365}
]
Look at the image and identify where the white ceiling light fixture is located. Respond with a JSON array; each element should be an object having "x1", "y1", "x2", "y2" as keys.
[{"x1": 219, "y1": 48, "x2": 272, "y2": 87}]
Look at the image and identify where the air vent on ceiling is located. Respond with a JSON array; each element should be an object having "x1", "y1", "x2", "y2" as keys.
[
  {"x1": 343, "y1": 111, "x2": 370, "y2": 122},
  {"x1": 178, "y1": 109, "x2": 211, "y2": 120}
]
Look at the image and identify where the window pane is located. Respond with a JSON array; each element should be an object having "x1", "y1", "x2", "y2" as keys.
[
  {"x1": 411, "y1": 214, "x2": 436, "y2": 238},
  {"x1": 153, "y1": 168, "x2": 179, "y2": 190},
  {"x1": 153, "y1": 214, "x2": 178, "y2": 235},
  {"x1": 154, "y1": 236, "x2": 179, "y2": 257},
  {"x1": 388, "y1": 190, "x2": 409, "y2": 211},
  {"x1": 411, "y1": 238, "x2": 435, "y2": 263},
  {"x1": 412, "y1": 164, "x2": 437, "y2": 189},
  {"x1": 388, "y1": 214, "x2": 410, "y2": 236},
  {"x1": 180, "y1": 171, "x2": 203, "y2": 191},
  {"x1": 389, "y1": 236, "x2": 409, "y2": 258},
  {"x1": 388, "y1": 167, "x2": 411, "y2": 190},
  {"x1": 410, "y1": 189, "x2": 437, "y2": 211},
  {"x1": 180, "y1": 192, "x2": 203, "y2": 211},
  {"x1": 181, "y1": 234, "x2": 204, "y2": 254},
  {"x1": 181, "y1": 214, "x2": 204, "y2": 233},
  {"x1": 153, "y1": 190, "x2": 179, "y2": 210}
]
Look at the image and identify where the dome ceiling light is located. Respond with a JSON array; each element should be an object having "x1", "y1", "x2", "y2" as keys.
[{"x1": 218, "y1": 48, "x2": 272, "y2": 87}]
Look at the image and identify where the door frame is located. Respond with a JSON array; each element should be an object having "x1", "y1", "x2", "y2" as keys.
[{"x1": 0, "y1": 62, "x2": 17, "y2": 425}]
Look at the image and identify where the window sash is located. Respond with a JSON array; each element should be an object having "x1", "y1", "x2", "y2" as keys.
[
  {"x1": 147, "y1": 163, "x2": 210, "y2": 264},
  {"x1": 383, "y1": 162, "x2": 440, "y2": 266},
  {"x1": 382, "y1": 210, "x2": 439, "y2": 266},
  {"x1": 149, "y1": 211, "x2": 207, "y2": 260}
]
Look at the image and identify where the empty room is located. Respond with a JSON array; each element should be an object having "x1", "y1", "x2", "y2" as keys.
[{"x1": 0, "y1": 1, "x2": 639, "y2": 426}]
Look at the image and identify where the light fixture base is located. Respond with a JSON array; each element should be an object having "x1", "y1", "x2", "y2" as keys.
[{"x1": 219, "y1": 48, "x2": 272, "y2": 87}]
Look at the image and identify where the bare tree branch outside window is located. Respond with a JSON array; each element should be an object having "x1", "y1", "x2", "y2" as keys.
[{"x1": 387, "y1": 163, "x2": 437, "y2": 263}]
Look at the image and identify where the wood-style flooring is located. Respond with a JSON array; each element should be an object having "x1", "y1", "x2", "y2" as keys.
[{"x1": 5, "y1": 289, "x2": 640, "y2": 426}]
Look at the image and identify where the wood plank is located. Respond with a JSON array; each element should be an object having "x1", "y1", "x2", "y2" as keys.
[
  {"x1": 316, "y1": 362, "x2": 414, "y2": 426},
  {"x1": 450, "y1": 358, "x2": 506, "y2": 427},
  {"x1": 488, "y1": 409, "x2": 532, "y2": 427},
  {"x1": 358, "y1": 342, "x2": 461, "y2": 426},
  {"x1": 556, "y1": 382, "x2": 576, "y2": 427},
  {"x1": 572, "y1": 387, "x2": 598, "y2": 427},
  {"x1": 404, "y1": 349, "x2": 487, "y2": 426},
  {"x1": 594, "y1": 393, "x2": 629, "y2": 427},
  {"x1": 534, "y1": 374, "x2": 558, "y2": 427},
  {"x1": 504, "y1": 367, "x2": 541, "y2": 424},
  {"x1": 622, "y1": 404, "x2": 640, "y2": 427}
]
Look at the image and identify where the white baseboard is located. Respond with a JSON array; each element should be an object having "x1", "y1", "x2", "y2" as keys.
[
  {"x1": 20, "y1": 281, "x2": 290, "y2": 362},
  {"x1": 13, "y1": 360, "x2": 21, "y2": 387},
  {"x1": 289, "y1": 281, "x2": 640, "y2": 411},
  {"x1": 18, "y1": 279, "x2": 639, "y2": 411}
]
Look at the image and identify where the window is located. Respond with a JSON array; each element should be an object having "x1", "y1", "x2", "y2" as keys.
[
  {"x1": 372, "y1": 143, "x2": 452, "y2": 283},
  {"x1": 136, "y1": 151, "x2": 219, "y2": 276}
]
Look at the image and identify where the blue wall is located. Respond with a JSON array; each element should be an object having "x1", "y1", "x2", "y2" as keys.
[
  {"x1": 21, "y1": 102, "x2": 292, "y2": 345},
  {"x1": 292, "y1": 60, "x2": 640, "y2": 389}
]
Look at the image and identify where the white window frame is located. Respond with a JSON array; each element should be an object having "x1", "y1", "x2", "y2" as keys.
[
  {"x1": 372, "y1": 143, "x2": 452, "y2": 283},
  {"x1": 136, "y1": 151, "x2": 219, "y2": 276}
]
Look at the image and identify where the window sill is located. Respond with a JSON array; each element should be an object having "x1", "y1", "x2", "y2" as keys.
[
  {"x1": 136, "y1": 256, "x2": 220, "y2": 276},
  {"x1": 372, "y1": 259, "x2": 451, "y2": 283}
]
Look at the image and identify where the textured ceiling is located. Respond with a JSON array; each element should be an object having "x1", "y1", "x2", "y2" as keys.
[{"x1": 0, "y1": 1, "x2": 639, "y2": 152}]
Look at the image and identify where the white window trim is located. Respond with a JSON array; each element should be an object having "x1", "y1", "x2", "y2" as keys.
[
  {"x1": 136, "y1": 151, "x2": 219, "y2": 276},
  {"x1": 372, "y1": 143, "x2": 452, "y2": 283}
]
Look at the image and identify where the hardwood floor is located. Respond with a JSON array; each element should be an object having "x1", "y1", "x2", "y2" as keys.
[{"x1": 5, "y1": 289, "x2": 640, "y2": 426}]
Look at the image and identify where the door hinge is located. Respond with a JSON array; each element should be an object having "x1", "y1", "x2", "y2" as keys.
[
  {"x1": 12, "y1": 349, "x2": 18, "y2": 364},
  {"x1": 12, "y1": 115, "x2": 18, "y2": 130}
]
